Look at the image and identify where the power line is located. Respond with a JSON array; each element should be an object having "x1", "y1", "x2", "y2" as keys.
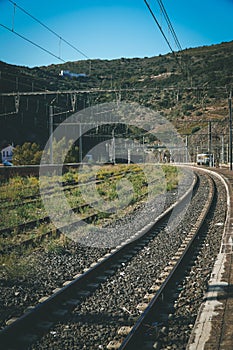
[
  {"x1": 144, "y1": 0, "x2": 174, "y2": 54},
  {"x1": 156, "y1": 0, "x2": 182, "y2": 51},
  {"x1": 0, "y1": 23, "x2": 65, "y2": 63},
  {"x1": 6, "y1": 0, "x2": 90, "y2": 60},
  {"x1": 0, "y1": 86, "x2": 226, "y2": 97},
  {"x1": 0, "y1": 22, "x2": 66, "y2": 63},
  {"x1": 144, "y1": 0, "x2": 184, "y2": 72},
  {"x1": 0, "y1": 65, "x2": 64, "y2": 92}
]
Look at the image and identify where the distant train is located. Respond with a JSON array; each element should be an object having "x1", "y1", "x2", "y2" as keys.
[
  {"x1": 196, "y1": 153, "x2": 213, "y2": 166},
  {"x1": 59, "y1": 70, "x2": 87, "y2": 79}
]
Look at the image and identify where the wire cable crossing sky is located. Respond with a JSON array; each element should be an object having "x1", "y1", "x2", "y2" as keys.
[
  {"x1": 0, "y1": 0, "x2": 232, "y2": 67},
  {"x1": 5, "y1": 0, "x2": 181, "y2": 64},
  {"x1": 0, "y1": 22, "x2": 67, "y2": 63},
  {"x1": 156, "y1": 0, "x2": 182, "y2": 51},
  {"x1": 144, "y1": 0, "x2": 176, "y2": 54},
  {"x1": 7, "y1": 0, "x2": 90, "y2": 61}
]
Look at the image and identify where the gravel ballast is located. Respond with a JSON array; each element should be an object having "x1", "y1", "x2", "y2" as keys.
[{"x1": 25, "y1": 171, "x2": 222, "y2": 350}]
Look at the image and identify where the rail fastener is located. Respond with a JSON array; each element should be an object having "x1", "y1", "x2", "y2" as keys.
[
  {"x1": 117, "y1": 326, "x2": 133, "y2": 336},
  {"x1": 107, "y1": 340, "x2": 123, "y2": 350},
  {"x1": 143, "y1": 293, "x2": 155, "y2": 302},
  {"x1": 149, "y1": 285, "x2": 160, "y2": 292},
  {"x1": 136, "y1": 303, "x2": 149, "y2": 312}
]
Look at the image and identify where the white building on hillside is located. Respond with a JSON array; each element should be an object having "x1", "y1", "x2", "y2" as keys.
[{"x1": 1, "y1": 145, "x2": 14, "y2": 162}]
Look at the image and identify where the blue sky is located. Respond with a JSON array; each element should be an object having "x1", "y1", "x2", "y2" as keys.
[{"x1": 0, "y1": 0, "x2": 232, "y2": 67}]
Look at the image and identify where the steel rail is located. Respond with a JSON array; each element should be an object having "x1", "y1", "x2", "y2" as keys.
[
  {"x1": 0, "y1": 172, "x2": 197, "y2": 349},
  {"x1": 118, "y1": 173, "x2": 215, "y2": 350},
  {"x1": 0, "y1": 169, "x2": 131, "y2": 207},
  {"x1": 0, "y1": 170, "x2": 135, "y2": 235}
]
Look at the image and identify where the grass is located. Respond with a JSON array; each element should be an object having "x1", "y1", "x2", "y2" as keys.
[
  {"x1": 0, "y1": 164, "x2": 180, "y2": 230},
  {"x1": 162, "y1": 164, "x2": 180, "y2": 191},
  {"x1": 0, "y1": 234, "x2": 69, "y2": 281},
  {"x1": 0, "y1": 200, "x2": 46, "y2": 229},
  {"x1": 0, "y1": 176, "x2": 39, "y2": 201},
  {"x1": 44, "y1": 234, "x2": 69, "y2": 254},
  {"x1": 0, "y1": 250, "x2": 36, "y2": 281},
  {"x1": 0, "y1": 164, "x2": 181, "y2": 264}
]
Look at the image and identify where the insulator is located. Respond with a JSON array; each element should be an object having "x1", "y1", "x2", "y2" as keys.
[{"x1": 14, "y1": 94, "x2": 20, "y2": 113}]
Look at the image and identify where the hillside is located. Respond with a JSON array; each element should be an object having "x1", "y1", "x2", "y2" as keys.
[{"x1": 0, "y1": 40, "x2": 232, "y2": 159}]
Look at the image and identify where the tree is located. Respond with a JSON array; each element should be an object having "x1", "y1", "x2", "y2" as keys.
[
  {"x1": 12, "y1": 142, "x2": 42, "y2": 165},
  {"x1": 47, "y1": 137, "x2": 79, "y2": 163},
  {"x1": 65, "y1": 144, "x2": 79, "y2": 163}
]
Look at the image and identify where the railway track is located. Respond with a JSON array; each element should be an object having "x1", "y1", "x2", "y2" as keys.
[
  {"x1": 118, "y1": 173, "x2": 215, "y2": 350},
  {"x1": 0, "y1": 168, "x2": 131, "y2": 210},
  {"x1": 0, "y1": 169, "x2": 131, "y2": 211},
  {"x1": 1, "y1": 168, "x2": 226, "y2": 350},
  {"x1": 0, "y1": 192, "x2": 149, "y2": 255},
  {"x1": 114, "y1": 170, "x2": 227, "y2": 350},
  {"x1": 0, "y1": 169, "x2": 197, "y2": 349},
  {"x1": 0, "y1": 170, "x2": 138, "y2": 209},
  {"x1": 0, "y1": 168, "x2": 146, "y2": 253}
]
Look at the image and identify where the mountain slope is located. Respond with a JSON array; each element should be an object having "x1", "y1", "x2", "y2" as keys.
[{"x1": 0, "y1": 40, "x2": 232, "y2": 149}]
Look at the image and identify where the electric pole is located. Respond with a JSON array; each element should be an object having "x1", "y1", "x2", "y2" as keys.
[
  {"x1": 49, "y1": 105, "x2": 53, "y2": 164},
  {"x1": 229, "y1": 90, "x2": 232, "y2": 170}
]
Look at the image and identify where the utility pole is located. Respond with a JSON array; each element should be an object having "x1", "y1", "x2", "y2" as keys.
[
  {"x1": 49, "y1": 105, "x2": 53, "y2": 164},
  {"x1": 229, "y1": 90, "x2": 232, "y2": 170},
  {"x1": 112, "y1": 129, "x2": 116, "y2": 164},
  {"x1": 221, "y1": 135, "x2": 224, "y2": 165},
  {"x1": 185, "y1": 135, "x2": 189, "y2": 163},
  {"x1": 79, "y1": 123, "x2": 82, "y2": 163},
  {"x1": 208, "y1": 121, "x2": 212, "y2": 166}
]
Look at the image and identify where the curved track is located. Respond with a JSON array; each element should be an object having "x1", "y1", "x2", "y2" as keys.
[
  {"x1": 1, "y1": 168, "x2": 227, "y2": 350},
  {"x1": 0, "y1": 168, "x2": 196, "y2": 349},
  {"x1": 118, "y1": 173, "x2": 215, "y2": 350}
]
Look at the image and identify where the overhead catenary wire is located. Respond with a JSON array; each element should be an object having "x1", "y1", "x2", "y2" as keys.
[
  {"x1": 144, "y1": 0, "x2": 184, "y2": 72},
  {"x1": 144, "y1": 0, "x2": 175, "y2": 54},
  {"x1": 156, "y1": 0, "x2": 182, "y2": 51},
  {"x1": 0, "y1": 22, "x2": 66, "y2": 63},
  {"x1": 153, "y1": 0, "x2": 191, "y2": 79},
  {"x1": 5, "y1": 0, "x2": 90, "y2": 61}
]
